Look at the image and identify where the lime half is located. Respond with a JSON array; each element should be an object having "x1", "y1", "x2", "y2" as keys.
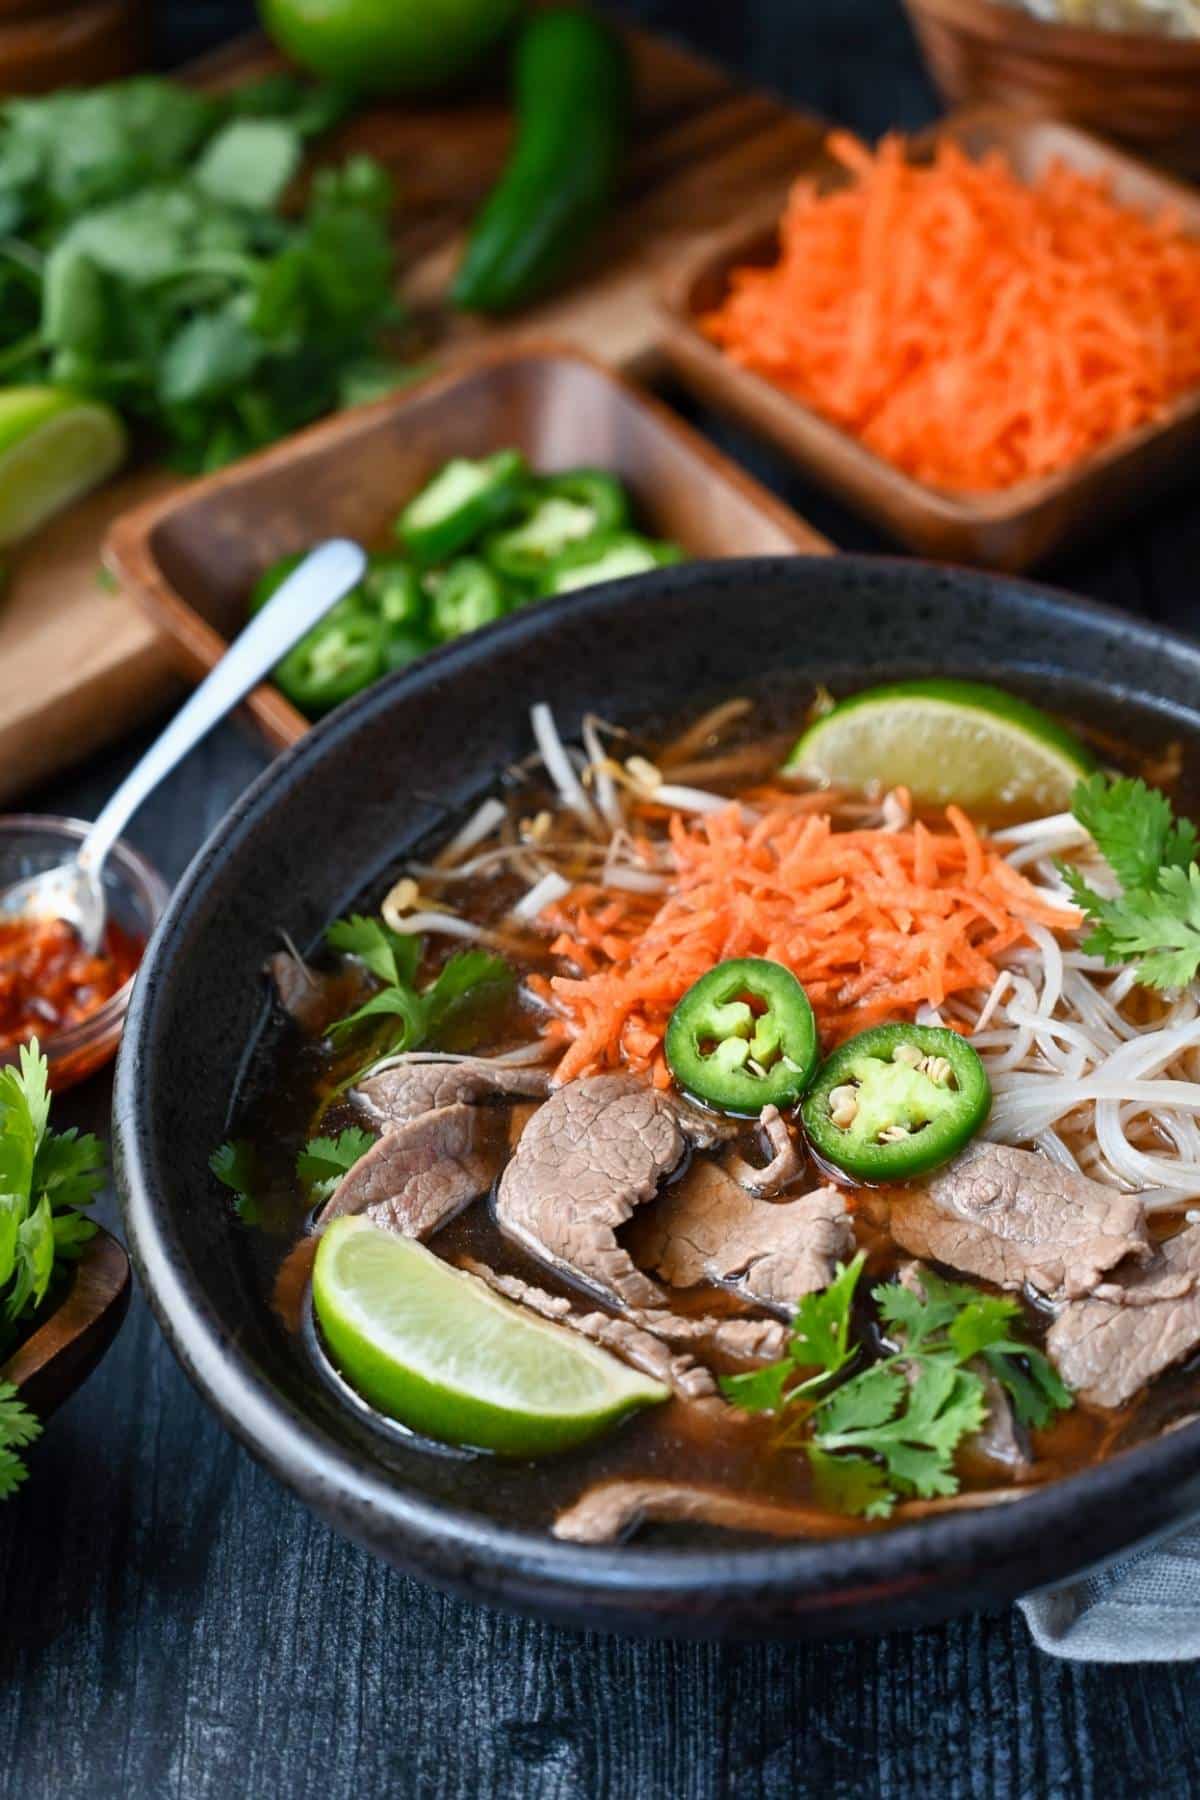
[
  {"x1": 0, "y1": 388, "x2": 127, "y2": 548},
  {"x1": 786, "y1": 679, "x2": 1093, "y2": 813},
  {"x1": 313, "y1": 1219, "x2": 668, "y2": 1455}
]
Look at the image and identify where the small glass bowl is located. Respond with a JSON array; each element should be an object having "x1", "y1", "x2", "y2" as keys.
[{"x1": 0, "y1": 815, "x2": 169, "y2": 1092}]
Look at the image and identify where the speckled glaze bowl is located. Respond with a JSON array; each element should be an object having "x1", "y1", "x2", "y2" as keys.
[{"x1": 114, "y1": 557, "x2": 1200, "y2": 1639}]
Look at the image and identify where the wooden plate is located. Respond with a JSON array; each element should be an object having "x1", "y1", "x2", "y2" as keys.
[
  {"x1": 104, "y1": 341, "x2": 832, "y2": 754},
  {"x1": 658, "y1": 107, "x2": 1200, "y2": 573},
  {"x1": 0, "y1": 1226, "x2": 130, "y2": 1420}
]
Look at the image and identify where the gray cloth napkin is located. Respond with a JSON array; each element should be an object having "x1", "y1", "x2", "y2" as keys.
[{"x1": 1019, "y1": 1524, "x2": 1200, "y2": 1661}]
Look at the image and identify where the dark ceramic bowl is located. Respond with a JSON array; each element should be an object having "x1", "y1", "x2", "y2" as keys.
[{"x1": 114, "y1": 556, "x2": 1200, "y2": 1639}]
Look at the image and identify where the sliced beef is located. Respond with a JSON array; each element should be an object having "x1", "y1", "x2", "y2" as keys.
[
  {"x1": 318, "y1": 1103, "x2": 502, "y2": 1237},
  {"x1": 723, "y1": 1104, "x2": 803, "y2": 1198},
  {"x1": 460, "y1": 1260, "x2": 716, "y2": 1399},
  {"x1": 267, "y1": 950, "x2": 370, "y2": 1037},
  {"x1": 1047, "y1": 1224, "x2": 1200, "y2": 1409},
  {"x1": 888, "y1": 1142, "x2": 1150, "y2": 1300},
  {"x1": 553, "y1": 1479, "x2": 858, "y2": 1544},
  {"x1": 639, "y1": 1160, "x2": 852, "y2": 1315},
  {"x1": 355, "y1": 1055, "x2": 551, "y2": 1129},
  {"x1": 495, "y1": 1073, "x2": 697, "y2": 1312}
]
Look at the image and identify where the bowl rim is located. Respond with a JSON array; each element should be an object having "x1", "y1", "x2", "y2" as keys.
[
  {"x1": 114, "y1": 554, "x2": 1200, "y2": 1628},
  {"x1": 0, "y1": 813, "x2": 169, "y2": 1068}
]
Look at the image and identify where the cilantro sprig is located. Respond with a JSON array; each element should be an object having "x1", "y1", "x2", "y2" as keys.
[
  {"x1": 209, "y1": 1139, "x2": 261, "y2": 1224},
  {"x1": 0, "y1": 1041, "x2": 104, "y2": 1497},
  {"x1": 721, "y1": 1256, "x2": 1071, "y2": 1519},
  {"x1": 324, "y1": 913, "x2": 512, "y2": 1081},
  {"x1": 1063, "y1": 774, "x2": 1200, "y2": 991},
  {"x1": 295, "y1": 1129, "x2": 375, "y2": 1203},
  {"x1": 211, "y1": 914, "x2": 510, "y2": 1216}
]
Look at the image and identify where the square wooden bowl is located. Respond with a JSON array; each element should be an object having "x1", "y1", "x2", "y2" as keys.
[
  {"x1": 105, "y1": 342, "x2": 830, "y2": 752},
  {"x1": 658, "y1": 107, "x2": 1200, "y2": 573}
]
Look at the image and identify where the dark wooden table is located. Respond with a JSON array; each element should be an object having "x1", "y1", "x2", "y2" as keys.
[{"x1": 4, "y1": 4, "x2": 1200, "y2": 1795}]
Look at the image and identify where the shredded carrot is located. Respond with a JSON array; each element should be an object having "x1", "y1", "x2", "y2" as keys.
[
  {"x1": 701, "y1": 131, "x2": 1200, "y2": 494},
  {"x1": 540, "y1": 799, "x2": 1080, "y2": 1085}
]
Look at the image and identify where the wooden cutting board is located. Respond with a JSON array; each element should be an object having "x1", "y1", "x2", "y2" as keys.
[{"x1": 0, "y1": 25, "x2": 827, "y2": 805}]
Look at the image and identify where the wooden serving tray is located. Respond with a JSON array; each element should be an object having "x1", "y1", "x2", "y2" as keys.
[
  {"x1": 0, "y1": 24, "x2": 828, "y2": 805},
  {"x1": 107, "y1": 342, "x2": 831, "y2": 753}
]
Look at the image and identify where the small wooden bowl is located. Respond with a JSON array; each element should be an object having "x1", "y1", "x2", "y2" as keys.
[
  {"x1": 104, "y1": 341, "x2": 831, "y2": 754},
  {"x1": 0, "y1": 1226, "x2": 130, "y2": 1421},
  {"x1": 904, "y1": 0, "x2": 1200, "y2": 172},
  {"x1": 658, "y1": 108, "x2": 1200, "y2": 572}
]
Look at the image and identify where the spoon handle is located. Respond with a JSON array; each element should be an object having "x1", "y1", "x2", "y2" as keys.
[{"x1": 79, "y1": 539, "x2": 367, "y2": 877}]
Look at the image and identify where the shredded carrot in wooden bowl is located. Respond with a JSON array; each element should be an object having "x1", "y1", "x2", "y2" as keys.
[
  {"x1": 536, "y1": 797, "x2": 1079, "y2": 1086},
  {"x1": 701, "y1": 131, "x2": 1200, "y2": 494}
]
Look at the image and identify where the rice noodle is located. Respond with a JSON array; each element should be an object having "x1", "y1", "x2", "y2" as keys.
[{"x1": 976, "y1": 836, "x2": 1200, "y2": 1200}]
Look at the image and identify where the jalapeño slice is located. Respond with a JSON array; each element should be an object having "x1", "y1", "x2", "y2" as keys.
[
  {"x1": 801, "y1": 1023, "x2": 990, "y2": 1182},
  {"x1": 664, "y1": 957, "x2": 818, "y2": 1116}
]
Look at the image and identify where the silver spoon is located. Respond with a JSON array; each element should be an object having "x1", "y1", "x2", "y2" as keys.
[{"x1": 0, "y1": 538, "x2": 366, "y2": 952}]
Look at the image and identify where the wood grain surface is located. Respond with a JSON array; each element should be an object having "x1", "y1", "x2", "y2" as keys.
[{"x1": 3, "y1": 5, "x2": 1200, "y2": 1797}]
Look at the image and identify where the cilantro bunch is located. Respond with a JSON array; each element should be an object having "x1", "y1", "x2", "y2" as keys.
[
  {"x1": 1063, "y1": 774, "x2": 1200, "y2": 991},
  {"x1": 722, "y1": 1256, "x2": 1070, "y2": 1519},
  {"x1": 0, "y1": 1042, "x2": 105, "y2": 1497},
  {"x1": 0, "y1": 75, "x2": 405, "y2": 471}
]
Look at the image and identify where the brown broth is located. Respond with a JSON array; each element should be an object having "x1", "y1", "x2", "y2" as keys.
[{"x1": 224, "y1": 678, "x2": 1200, "y2": 1538}]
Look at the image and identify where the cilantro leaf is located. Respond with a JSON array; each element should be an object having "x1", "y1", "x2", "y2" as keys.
[
  {"x1": 209, "y1": 1139, "x2": 260, "y2": 1224},
  {"x1": 325, "y1": 914, "x2": 420, "y2": 989},
  {"x1": 33, "y1": 1128, "x2": 104, "y2": 1220},
  {"x1": 327, "y1": 984, "x2": 427, "y2": 1049},
  {"x1": 944, "y1": 1292, "x2": 1024, "y2": 1363},
  {"x1": 1070, "y1": 773, "x2": 1196, "y2": 890},
  {"x1": 813, "y1": 1361, "x2": 986, "y2": 1502},
  {"x1": 718, "y1": 1361, "x2": 793, "y2": 1414},
  {"x1": 296, "y1": 1129, "x2": 375, "y2": 1202},
  {"x1": 808, "y1": 1446, "x2": 894, "y2": 1520},
  {"x1": 719, "y1": 1252, "x2": 865, "y2": 1413},
  {"x1": 1065, "y1": 861, "x2": 1200, "y2": 990},
  {"x1": 979, "y1": 1342, "x2": 1073, "y2": 1431},
  {"x1": 0, "y1": 1381, "x2": 41, "y2": 1499},
  {"x1": 789, "y1": 1251, "x2": 865, "y2": 1382},
  {"x1": 423, "y1": 951, "x2": 513, "y2": 1035},
  {"x1": 1064, "y1": 776, "x2": 1200, "y2": 991}
]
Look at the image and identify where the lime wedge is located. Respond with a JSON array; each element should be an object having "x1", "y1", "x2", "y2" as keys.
[
  {"x1": 786, "y1": 679, "x2": 1093, "y2": 813},
  {"x1": 313, "y1": 1219, "x2": 668, "y2": 1455},
  {"x1": 0, "y1": 388, "x2": 127, "y2": 548}
]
